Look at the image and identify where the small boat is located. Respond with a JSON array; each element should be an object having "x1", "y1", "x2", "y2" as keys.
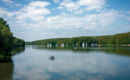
[{"x1": 49, "y1": 56, "x2": 55, "y2": 60}]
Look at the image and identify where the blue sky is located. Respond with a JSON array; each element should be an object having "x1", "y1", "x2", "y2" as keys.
[{"x1": 0, "y1": 0, "x2": 130, "y2": 41}]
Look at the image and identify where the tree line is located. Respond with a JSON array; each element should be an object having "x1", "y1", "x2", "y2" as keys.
[
  {"x1": 28, "y1": 32, "x2": 130, "y2": 47},
  {"x1": 0, "y1": 18, "x2": 25, "y2": 52}
]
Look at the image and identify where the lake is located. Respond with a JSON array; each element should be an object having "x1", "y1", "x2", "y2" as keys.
[{"x1": 0, "y1": 45, "x2": 130, "y2": 80}]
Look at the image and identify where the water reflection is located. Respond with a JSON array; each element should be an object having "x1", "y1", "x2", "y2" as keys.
[
  {"x1": 0, "y1": 47, "x2": 25, "y2": 61},
  {"x1": 11, "y1": 47, "x2": 25, "y2": 56},
  {"x1": 11, "y1": 45, "x2": 130, "y2": 80},
  {"x1": 32, "y1": 45, "x2": 130, "y2": 57},
  {"x1": 0, "y1": 59, "x2": 14, "y2": 80},
  {"x1": 1, "y1": 46, "x2": 130, "y2": 80},
  {"x1": 0, "y1": 47, "x2": 25, "y2": 80},
  {"x1": 72, "y1": 47, "x2": 130, "y2": 57}
]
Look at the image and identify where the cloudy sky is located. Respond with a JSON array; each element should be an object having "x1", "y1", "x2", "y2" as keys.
[{"x1": 0, "y1": 0, "x2": 130, "y2": 41}]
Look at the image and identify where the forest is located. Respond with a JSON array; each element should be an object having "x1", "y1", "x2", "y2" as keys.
[
  {"x1": 0, "y1": 17, "x2": 25, "y2": 52},
  {"x1": 28, "y1": 32, "x2": 130, "y2": 47}
]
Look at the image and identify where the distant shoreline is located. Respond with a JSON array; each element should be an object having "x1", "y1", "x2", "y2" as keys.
[{"x1": 26, "y1": 32, "x2": 130, "y2": 47}]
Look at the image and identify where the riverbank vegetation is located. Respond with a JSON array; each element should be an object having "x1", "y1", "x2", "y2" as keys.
[
  {"x1": 28, "y1": 32, "x2": 130, "y2": 47},
  {"x1": 0, "y1": 18, "x2": 25, "y2": 52}
]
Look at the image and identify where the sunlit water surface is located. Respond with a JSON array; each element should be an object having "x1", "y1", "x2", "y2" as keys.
[{"x1": 0, "y1": 45, "x2": 130, "y2": 80}]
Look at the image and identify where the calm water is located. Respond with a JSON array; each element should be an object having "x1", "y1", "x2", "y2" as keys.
[{"x1": 0, "y1": 45, "x2": 130, "y2": 80}]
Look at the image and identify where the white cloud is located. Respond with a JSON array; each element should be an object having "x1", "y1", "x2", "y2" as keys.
[
  {"x1": 14, "y1": 10, "x2": 118, "y2": 40},
  {"x1": 60, "y1": 1, "x2": 79, "y2": 12},
  {"x1": 0, "y1": 7, "x2": 15, "y2": 17},
  {"x1": 58, "y1": 0, "x2": 79, "y2": 12},
  {"x1": 0, "y1": 6, "x2": 119, "y2": 41},
  {"x1": 1, "y1": 0, "x2": 21, "y2": 7},
  {"x1": 58, "y1": 0, "x2": 106, "y2": 13},
  {"x1": 119, "y1": 10, "x2": 130, "y2": 21},
  {"x1": 16, "y1": 1, "x2": 51, "y2": 21},
  {"x1": 29, "y1": 1, "x2": 50, "y2": 7},
  {"x1": 78, "y1": 0, "x2": 105, "y2": 11},
  {"x1": 0, "y1": 0, "x2": 129, "y2": 41},
  {"x1": 46, "y1": 10, "x2": 117, "y2": 29},
  {"x1": 53, "y1": 0, "x2": 61, "y2": 3}
]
